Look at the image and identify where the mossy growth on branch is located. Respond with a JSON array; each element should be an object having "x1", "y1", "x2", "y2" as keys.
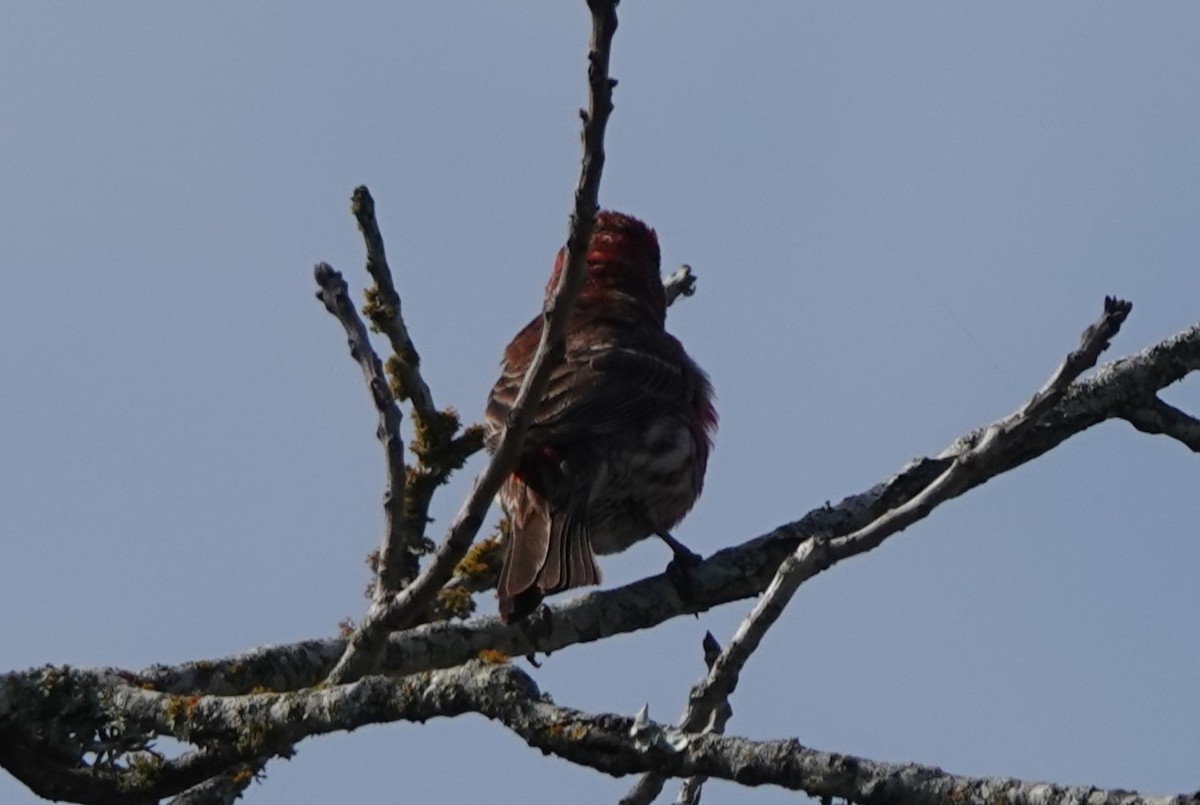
[
  {"x1": 477, "y1": 649, "x2": 509, "y2": 664},
  {"x1": 361, "y1": 287, "x2": 400, "y2": 339},
  {"x1": 434, "y1": 586, "x2": 474, "y2": 620},
  {"x1": 456, "y1": 533, "x2": 504, "y2": 583}
]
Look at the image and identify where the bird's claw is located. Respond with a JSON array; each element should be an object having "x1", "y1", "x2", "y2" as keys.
[{"x1": 666, "y1": 555, "x2": 700, "y2": 605}]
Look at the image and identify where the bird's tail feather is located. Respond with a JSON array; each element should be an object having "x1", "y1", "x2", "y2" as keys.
[{"x1": 498, "y1": 498, "x2": 599, "y2": 623}]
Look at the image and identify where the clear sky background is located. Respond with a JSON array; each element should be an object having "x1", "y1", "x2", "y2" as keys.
[{"x1": 3, "y1": 4, "x2": 1199, "y2": 804}]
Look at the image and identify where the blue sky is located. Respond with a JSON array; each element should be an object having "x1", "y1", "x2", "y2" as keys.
[{"x1": 3, "y1": 4, "x2": 1199, "y2": 803}]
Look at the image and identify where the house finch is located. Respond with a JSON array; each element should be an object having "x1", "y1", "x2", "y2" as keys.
[{"x1": 485, "y1": 211, "x2": 717, "y2": 622}]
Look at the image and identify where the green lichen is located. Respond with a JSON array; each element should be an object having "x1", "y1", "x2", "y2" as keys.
[
  {"x1": 124, "y1": 751, "x2": 166, "y2": 787},
  {"x1": 165, "y1": 695, "x2": 200, "y2": 740},
  {"x1": 230, "y1": 765, "x2": 257, "y2": 786},
  {"x1": 455, "y1": 535, "x2": 504, "y2": 581},
  {"x1": 384, "y1": 352, "x2": 409, "y2": 399},
  {"x1": 235, "y1": 719, "x2": 273, "y2": 755},
  {"x1": 410, "y1": 407, "x2": 459, "y2": 457},
  {"x1": 38, "y1": 664, "x2": 70, "y2": 695},
  {"x1": 362, "y1": 287, "x2": 397, "y2": 334},
  {"x1": 434, "y1": 587, "x2": 475, "y2": 620},
  {"x1": 403, "y1": 466, "x2": 440, "y2": 528}
]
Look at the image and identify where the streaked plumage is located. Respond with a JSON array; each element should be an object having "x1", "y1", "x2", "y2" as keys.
[{"x1": 485, "y1": 211, "x2": 716, "y2": 622}]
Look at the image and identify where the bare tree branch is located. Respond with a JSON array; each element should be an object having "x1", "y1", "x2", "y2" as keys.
[
  {"x1": 1123, "y1": 395, "x2": 1200, "y2": 452},
  {"x1": 166, "y1": 766, "x2": 258, "y2": 805},
  {"x1": 671, "y1": 634, "x2": 727, "y2": 805},
  {"x1": 313, "y1": 261, "x2": 415, "y2": 605},
  {"x1": 8, "y1": 310, "x2": 1194, "y2": 802},
  {"x1": 322, "y1": 0, "x2": 622, "y2": 685},
  {"x1": 352, "y1": 185, "x2": 438, "y2": 425},
  {"x1": 9, "y1": 0, "x2": 1195, "y2": 801},
  {"x1": 663, "y1": 264, "x2": 697, "y2": 306},
  {"x1": 314, "y1": 185, "x2": 487, "y2": 695},
  {"x1": 316, "y1": 190, "x2": 487, "y2": 680},
  {"x1": 0, "y1": 667, "x2": 253, "y2": 805},
  {"x1": 626, "y1": 296, "x2": 1134, "y2": 805},
  {"x1": 341, "y1": 188, "x2": 492, "y2": 622},
  {"x1": 4, "y1": 663, "x2": 1193, "y2": 805},
  {"x1": 825, "y1": 297, "x2": 1131, "y2": 559},
  {"x1": 126, "y1": 315, "x2": 1200, "y2": 702},
  {"x1": 347, "y1": 184, "x2": 439, "y2": 599}
]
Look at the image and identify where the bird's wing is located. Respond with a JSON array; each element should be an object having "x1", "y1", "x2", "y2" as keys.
[
  {"x1": 536, "y1": 345, "x2": 688, "y2": 438},
  {"x1": 487, "y1": 342, "x2": 690, "y2": 448}
]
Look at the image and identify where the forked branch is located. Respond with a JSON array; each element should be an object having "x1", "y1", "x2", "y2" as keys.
[
  {"x1": 625, "y1": 298, "x2": 1134, "y2": 805},
  {"x1": 322, "y1": 0, "x2": 622, "y2": 685}
]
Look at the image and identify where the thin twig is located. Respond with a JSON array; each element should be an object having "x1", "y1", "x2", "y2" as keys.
[
  {"x1": 623, "y1": 297, "x2": 1133, "y2": 805},
  {"x1": 831, "y1": 296, "x2": 1130, "y2": 556},
  {"x1": 313, "y1": 263, "x2": 412, "y2": 600},
  {"x1": 352, "y1": 185, "x2": 438, "y2": 425},
  {"x1": 663, "y1": 264, "x2": 697, "y2": 306},
  {"x1": 673, "y1": 633, "x2": 727, "y2": 805},
  {"x1": 163, "y1": 267, "x2": 404, "y2": 805},
  {"x1": 323, "y1": 0, "x2": 621, "y2": 685}
]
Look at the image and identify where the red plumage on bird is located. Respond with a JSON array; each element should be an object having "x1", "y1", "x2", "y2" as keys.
[{"x1": 485, "y1": 211, "x2": 716, "y2": 622}]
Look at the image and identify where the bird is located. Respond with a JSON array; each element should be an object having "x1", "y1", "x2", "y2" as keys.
[{"x1": 485, "y1": 210, "x2": 716, "y2": 622}]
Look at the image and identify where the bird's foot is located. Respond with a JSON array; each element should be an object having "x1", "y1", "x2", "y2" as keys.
[{"x1": 515, "y1": 603, "x2": 553, "y2": 666}]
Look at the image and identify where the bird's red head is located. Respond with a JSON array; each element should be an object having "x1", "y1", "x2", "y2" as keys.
[{"x1": 545, "y1": 211, "x2": 666, "y2": 323}]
